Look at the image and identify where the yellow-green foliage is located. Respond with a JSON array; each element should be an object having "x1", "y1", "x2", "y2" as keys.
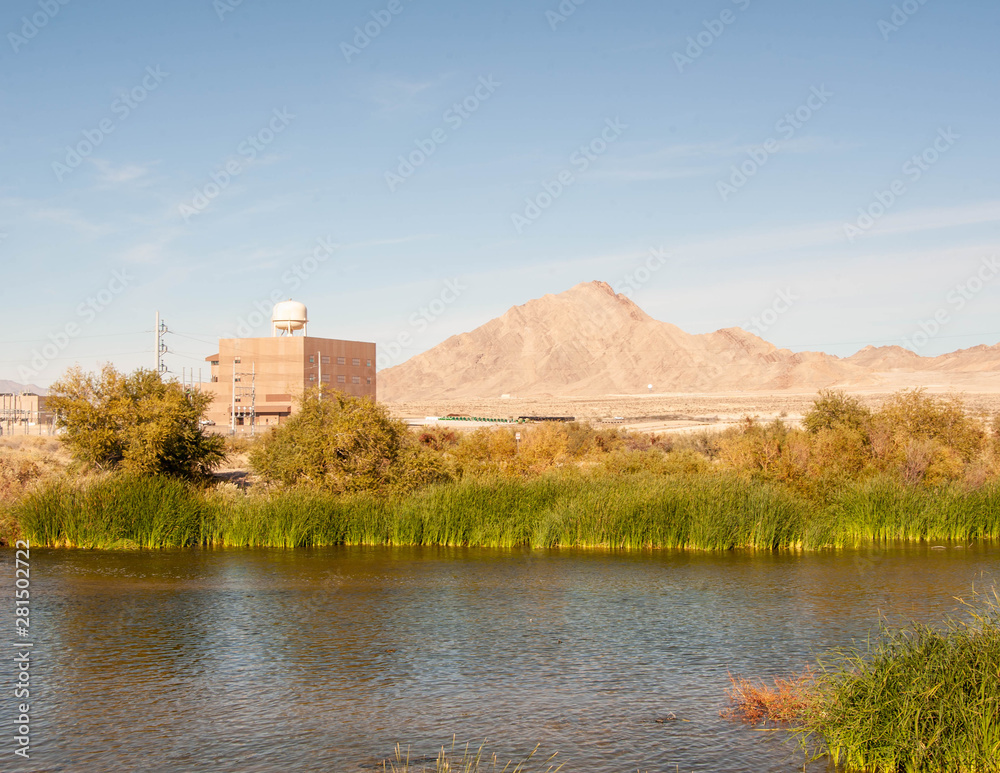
[
  {"x1": 802, "y1": 389, "x2": 870, "y2": 434},
  {"x1": 447, "y1": 421, "x2": 641, "y2": 479},
  {"x1": 249, "y1": 389, "x2": 450, "y2": 494},
  {"x1": 719, "y1": 390, "x2": 997, "y2": 494},
  {"x1": 48, "y1": 365, "x2": 225, "y2": 479}
]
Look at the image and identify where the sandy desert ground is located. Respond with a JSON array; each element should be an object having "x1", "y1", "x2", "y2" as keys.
[{"x1": 383, "y1": 386, "x2": 1000, "y2": 435}]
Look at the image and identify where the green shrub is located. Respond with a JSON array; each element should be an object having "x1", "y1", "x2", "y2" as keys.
[
  {"x1": 250, "y1": 390, "x2": 450, "y2": 494},
  {"x1": 48, "y1": 365, "x2": 224, "y2": 479},
  {"x1": 799, "y1": 594, "x2": 1000, "y2": 772}
]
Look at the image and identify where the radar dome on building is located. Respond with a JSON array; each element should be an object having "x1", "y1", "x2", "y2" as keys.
[{"x1": 272, "y1": 300, "x2": 308, "y2": 336}]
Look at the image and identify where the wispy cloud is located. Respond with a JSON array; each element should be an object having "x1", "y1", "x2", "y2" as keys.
[
  {"x1": 90, "y1": 159, "x2": 156, "y2": 187},
  {"x1": 873, "y1": 201, "x2": 1000, "y2": 239},
  {"x1": 29, "y1": 207, "x2": 112, "y2": 237},
  {"x1": 589, "y1": 140, "x2": 736, "y2": 182},
  {"x1": 365, "y1": 74, "x2": 449, "y2": 113},
  {"x1": 344, "y1": 234, "x2": 436, "y2": 249},
  {"x1": 592, "y1": 136, "x2": 849, "y2": 183},
  {"x1": 665, "y1": 201, "x2": 1000, "y2": 264}
]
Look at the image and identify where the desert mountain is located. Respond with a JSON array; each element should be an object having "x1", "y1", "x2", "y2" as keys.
[
  {"x1": 0, "y1": 379, "x2": 47, "y2": 395},
  {"x1": 378, "y1": 281, "x2": 1000, "y2": 401},
  {"x1": 379, "y1": 282, "x2": 883, "y2": 400}
]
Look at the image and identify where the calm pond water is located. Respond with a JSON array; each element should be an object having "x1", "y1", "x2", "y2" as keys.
[{"x1": 2, "y1": 544, "x2": 998, "y2": 772}]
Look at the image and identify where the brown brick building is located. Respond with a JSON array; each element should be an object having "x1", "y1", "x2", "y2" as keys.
[
  {"x1": 202, "y1": 336, "x2": 376, "y2": 432},
  {"x1": 0, "y1": 392, "x2": 53, "y2": 435}
]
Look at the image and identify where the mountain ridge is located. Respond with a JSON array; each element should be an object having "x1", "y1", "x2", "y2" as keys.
[{"x1": 378, "y1": 281, "x2": 1000, "y2": 401}]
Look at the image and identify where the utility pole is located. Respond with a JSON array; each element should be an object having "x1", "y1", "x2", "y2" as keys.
[
  {"x1": 230, "y1": 359, "x2": 236, "y2": 436},
  {"x1": 249, "y1": 361, "x2": 256, "y2": 437},
  {"x1": 155, "y1": 312, "x2": 168, "y2": 375}
]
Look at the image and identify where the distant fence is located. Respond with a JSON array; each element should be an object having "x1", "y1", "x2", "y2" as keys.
[{"x1": 0, "y1": 420, "x2": 58, "y2": 436}]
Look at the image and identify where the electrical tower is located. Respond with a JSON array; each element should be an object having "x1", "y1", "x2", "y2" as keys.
[
  {"x1": 230, "y1": 361, "x2": 256, "y2": 436},
  {"x1": 155, "y1": 311, "x2": 168, "y2": 375}
]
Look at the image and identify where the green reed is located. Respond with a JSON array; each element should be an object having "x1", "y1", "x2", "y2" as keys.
[
  {"x1": 16, "y1": 475, "x2": 204, "y2": 549},
  {"x1": 797, "y1": 592, "x2": 1000, "y2": 772},
  {"x1": 809, "y1": 476, "x2": 1000, "y2": 547},
  {"x1": 10, "y1": 470, "x2": 1000, "y2": 550},
  {"x1": 527, "y1": 474, "x2": 806, "y2": 549}
]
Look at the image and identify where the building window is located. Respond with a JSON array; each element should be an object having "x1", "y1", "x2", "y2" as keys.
[
  {"x1": 210, "y1": 360, "x2": 219, "y2": 366},
  {"x1": 321, "y1": 374, "x2": 330, "y2": 382},
  {"x1": 352, "y1": 376, "x2": 360, "y2": 384},
  {"x1": 309, "y1": 356, "x2": 314, "y2": 363},
  {"x1": 309, "y1": 374, "x2": 316, "y2": 382},
  {"x1": 352, "y1": 358, "x2": 360, "y2": 366},
  {"x1": 366, "y1": 359, "x2": 372, "y2": 367},
  {"x1": 337, "y1": 357, "x2": 345, "y2": 365},
  {"x1": 234, "y1": 357, "x2": 241, "y2": 364},
  {"x1": 234, "y1": 376, "x2": 241, "y2": 382},
  {"x1": 337, "y1": 375, "x2": 346, "y2": 383},
  {"x1": 321, "y1": 356, "x2": 330, "y2": 364},
  {"x1": 366, "y1": 378, "x2": 372, "y2": 385}
]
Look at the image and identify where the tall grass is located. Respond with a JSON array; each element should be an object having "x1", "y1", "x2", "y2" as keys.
[
  {"x1": 16, "y1": 475, "x2": 204, "y2": 548},
  {"x1": 395, "y1": 477, "x2": 566, "y2": 547},
  {"x1": 529, "y1": 474, "x2": 805, "y2": 549},
  {"x1": 809, "y1": 476, "x2": 1000, "y2": 547},
  {"x1": 796, "y1": 593, "x2": 1000, "y2": 772},
  {"x1": 9, "y1": 471, "x2": 1000, "y2": 550}
]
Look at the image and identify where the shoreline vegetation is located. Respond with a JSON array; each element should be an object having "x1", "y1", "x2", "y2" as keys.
[
  {"x1": 6, "y1": 471, "x2": 1000, "y2": 551},
  {"x1": 4, "y1": 384, "x2": 1000, "y2": 549},
  {"x1": 726, "y1": 592, "x2": 1000, "y2": 773},
  {"x1": 4, "y1": 370, "x2": 1000, "y2": 771}
]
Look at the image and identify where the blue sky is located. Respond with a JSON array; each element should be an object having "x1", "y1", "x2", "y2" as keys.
[{"x1": 2, "y1": 0, "x2": 999, "y2": 385}]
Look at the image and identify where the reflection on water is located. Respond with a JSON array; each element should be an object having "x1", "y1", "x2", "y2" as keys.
[{"x1": 2, "y1": 544, "x2": 997, "y2": 772}]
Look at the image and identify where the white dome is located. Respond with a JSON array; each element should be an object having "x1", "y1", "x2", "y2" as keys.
[{"x1": 272, "y1": 300, "x2": 308, "y2": 333}]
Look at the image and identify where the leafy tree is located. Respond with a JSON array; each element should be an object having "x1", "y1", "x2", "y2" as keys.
[
  {"x1": 872, "y1": 389, "x2": 984, "y2": 462},
  {"x1": 802, "y1": 390, "x2": 871, "y2": 435},
  {"x1": 249, "y1": 390, "x2": 449, "y2": 493},
  {"x1": 48, "y1": 365, "x2": 225, "y2": 478}
]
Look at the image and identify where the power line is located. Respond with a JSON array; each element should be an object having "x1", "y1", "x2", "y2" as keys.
[
  {"x1": 0, "y1": 330, "x2": 151, "y2": 345},
  {"x1": 167, "y1": 330, "x2": 218, "y2": 345},
  {"x1": 0, "y1": 350, "x2": 153, "y2": 365}
]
